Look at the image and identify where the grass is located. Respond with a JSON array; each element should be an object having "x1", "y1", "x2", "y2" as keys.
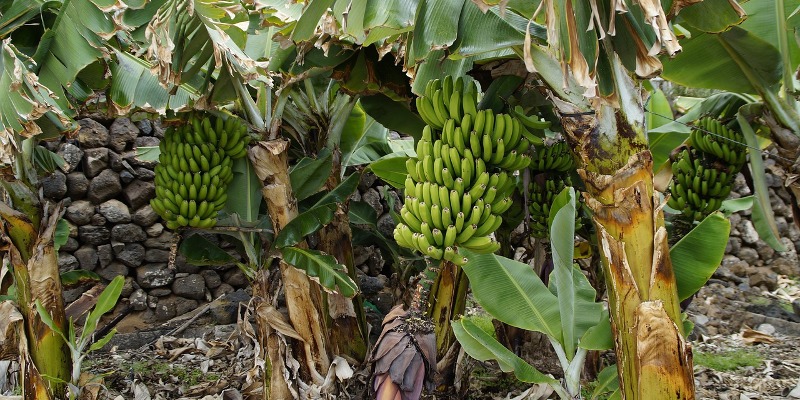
[
  {"x1": 130, "y1": 360, "x2": 216, "y2": 387},
  {"x1": 694, "y1": 349, "x2": 763, "y2": 371}
]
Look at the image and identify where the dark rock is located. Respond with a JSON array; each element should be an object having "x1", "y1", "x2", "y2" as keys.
[
  {"x1": 58, "y1": 252, "x2": 79, "y2": 271},
  {"x1": 74, "y1": 246, "x2": 98, "y2": 270},
  {"x1": 174, "y1": 255, "x2": 200, "y2": 273},
  {"x1": 98, "y1": 199, "x2": 131, "y2": 223},
  {"x1": 134, "y1": 136, "x2": 160, "y2": 148},
  {"x1": 143, "y1": 231, "x2": 176, "y2": 250},
  {"x1": 63, "y1": 284, "x2": 92, "y2": 304},
  {"x1": 82, "y1": 148, "x2": 109, "y2": 178},
  {"x1": 149, "y1": 288, "x2": 172, "y2": 297},
  {"x1": 97, "y1": 244, "x2": 114, "y2": 268},
  {"x1": 97, "y1": 262, "x2": 129, "y2": 281},
  {"x1": 117, "y1": 243, "x2": 146, "y2": 267},
  {"x1": 90, "y1": 214, "x2": 107, "y2": 226},
  {"x1": 65, "y1": 200, "x2": 94, "y2": 225},
  {"x1": 793, "y1": 299, "x2": 800, "y2": 316},
  {"x1": 362, "y1": 188, "x2": 383, "y2": 216},
  {"x1": 370, "y1": 289, "x2": 394, "y2": 314},
  {"x1": 172, "y1": 274, "x2": 206, "y2": 300},
  {"x1": 133, "y1": 168, "x2": 155, "y2": 181},
  {"x1": 722, "y1": 255, "x2": 750, "y2": 278},
  {"x1": 353, "y1": 246, "x2": 373, "y2": 266},
  {"x1": 136, "y1": 120, "x2": 153, "y2": 136},
  {"x1": 121, "y1": 276, "x2": 137, "y2": 297},
  {"x1": 738, "y1": 247, "x2": 760, "y2": 265},
  {"x1": 61, "y1": 237, "x2": 79, "y2": 253},
  {"x1": 756, "y1": 241, "x2": 776, "y2": 260},
  {"x1": 210, "y1": 289, "x2": 250, "y2": 324},
  {"x1": 385, "y1": 189, "x2": 402, "y2": 213},
  {"x1": 111, "y1": 241, "x2": 125, "y2": 255},
  {"x1": 119, "y1": 170, "x2": 135, "y2": 184},
  {"x1": 154, "y1": 297, "x2": 176, "y2": 321},
  {"x1": 212, "y1": 283, "x2": 234, "y2": 298},
  {"x1": 136, "y1": 263, "x2": 175, "y2": 288},
  {"x1": 145, "y1": 249, "x2": 170, "y2": 263},
  {"x1": 223, "y1": 268, "x2": 248, "y2": 288},
  {"x1": 111, "y1": 223, "x2": 146, "y2": 243},
  {"x1": 132, "y1": 205, "x2": 159, "y2": 227},
  {"x1": 109, "y1": 118, "x2": 139, "y2": 152},
  {"x1": 66, "y1": 221, "x2": 78, "y2": 238},
  {"x1": 775, "y1": 217, "x2": 790, "y2": 237},
  {"x1": 175, "y1": 298, "x2": 198, "y2": 316},
  {"x1": 88, "y1": 170, "x2": 122, "y2": 203},
  {"x1": 741, "y1": 220, "x2": 759, "y2": 244},
  {"x1": 146, "y1": 223, "x2": 164, "y2": 237},
  {"x1": 123, "y1": 180, "x2": 154, "y2": 210},
  {"x1": 108, "y1": 150, "x2": 125, "y2": 172},
  {"x1": 77, "y1": 119, "x2": 109, "y2": 148},
  {"x1": 359, "y1": 172, "x2": 377, "y2": 191},
  {"x1": 152, "y1": 120, "x2": 165, "y2": 138},
  {"x1": 66, "y1": 172, "x2": 89, "y2": 199},
  {"x1": 770, "y1": 258, "x2": 800, "y2": 276},
  {"x1": 129, "y1": 289, "x2": 148, "y2": 311},
  {"x1": 42, "y1": 171, "x2": 67, "y2": 200},
  {"x1": 57, "y1": 143, "x2": 83, "y2": 173},
  {"x1": 726, "y1": 237, "x2": 742, "y2": 254},
  {"x1": 201, "y1": 270, "x2": 222, "y2": 289},
  {"x1": 359, "y1": 274, "x2": 384, "y2": 295},
  {"x1": 377, "y1": 213, "x2": 396, "y2": 238},
  {"x1": 749, "y1": 267, "x2": 779, "y2": 291},
  {"x1": 78, "y1": 225, "x2": 110, "y2": 246}
]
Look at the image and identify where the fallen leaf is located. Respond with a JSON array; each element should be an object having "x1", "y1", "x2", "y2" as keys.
[{"x1": 741, "y1": 328, "x2": 777, "y2": 345}]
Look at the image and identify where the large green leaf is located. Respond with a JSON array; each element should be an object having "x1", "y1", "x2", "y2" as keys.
[
  {"x1": 280, "y1": 247, "x2": 358, "y2": 297},
  {"x1": 341, "y1": 106, "x2": 393, "y2": 167},
  {"x1": 579, "y1": 309, "x2": 613, "y2": 350},
  {"x1": 453, "y1": 317, "x2": 559, "y2": 385},
  {"x1": 0, "y1": 0, "x2": 59, "y2": 38},
  {"x1": 360, "y1": 94, "x2": 426, "y2": 140},
  {"x1": 312, "y1": 172, "x2": 360, "y2": 207},
  {"x1": 273, "y1": 204, "x2": 335, "y2": 248},
  {"x1": 645, "y1": 86, "x2": 675, "y2": 168},
  {"x1": 179, "y1": 233, "x2": 238, "y2": 266},
  {"x1": 460, "y1": 251, "x2": 562, "y2": 339},
  {"x1": 678, "y1": 0, "x2": 746, "y2": 33},
  {"x1": 54, "y1": 218, "x2": 70, "y2": 252},
  {"x1": 367, "y1": 156, "x2": 409, "y2": 189},
  {"x1": 740, "y1": 0, "x2": 800, "y2": 69},
  {"x1": 670, "y1": 213, "x2": 730, "y2": 300},
  {"x1": 661, "y1": 26, "x2": 782, "y2": 94},
  {"x1": 109, "y1": 50, "x2": 196, "y2": 115},
  {"x1": 291, "y1": 0, "x2": 336, "y2": 42},
  {"x1": 477, "y1": 75, "x2": 524, "y2": 113},
  {"x1": 411, "y1": 0, "x2": 466, "y2": 59},
  {"x1": 590, "y1": 364, "x2": 620, "y2": 400},
  {"x1": 349, "y1": 201, "x2": 378, "y2": 226},
  {"x1": 225, "y1": 157, "x2": 263, "y2": 223},
  {"x1": 289, "y1": 148, "x2": 333, "y2": 201},
  {"x1": 739, "y1": 110, "x2": 786, "y2": 251},
  {"x1": 548, "y1": 188, "x2": 602, "y2": 357}
]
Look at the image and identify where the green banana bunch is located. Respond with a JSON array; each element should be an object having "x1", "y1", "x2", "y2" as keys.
[
  {"x1": 529, "y1": 140, "x2": 574, "y2": 173},
  {"x1": 415, "y1": 75, "x2": 479, "y2": 130},
  {"x1": 528, "y1": 174, "x2": 574, "y2": 239},
  {"x1": 667, "y1": 147, "x2": 736, "y2": 221},
  {"x1": 689, "y1": 117, "x2": 746, "y2": 167},
  {"x1": 151, "y1": 114, "x2": 251, "y2": 230}
]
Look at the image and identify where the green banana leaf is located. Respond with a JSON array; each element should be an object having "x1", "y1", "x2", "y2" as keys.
[
  {"x1": 661, "y1": 26, "x2": 782, "y2": 94},
  {"x1": 460, "y1": 251, "x2": 562, "y2": 339},
  {"x1": 411, "y1": 0, "x2": 465, "y2": 59},
  {"x1": 589, "y1": 364, "x2": 620, "y2": 400},
  {"x1": 289, "y1": 148, "x2": 333, "y2": 201},
  {"x1": 225, "y1": 157, "x2": 263, "y2": 223},
  {"x1": 678, "y1": 0, "x2": 746, "y2": 33},
  {"x1": 359, "y1": 94, "x2": 426, "y2": 140},
  {"x1": 291, "y1": 0, "x2": 336, "y2": 42},
  {"x1": 452, "y1": 317, "x2": 559, "y2": 385},
  {"x1": 670, "y1": 213, "x2": 730, "y2": 301},
  {"x1": 109, "y1": 50, "x2": 197, "y2": 115},
  {"x1": 179, "y1": 234, "x2": 238, "y2": 267},
  {"x1": 280, "y1": 247, "x2": 358, "y2": 298},
  {"x1": 578, "y1": 309, "x2": 613, "y2": 351},
  {"x1": 54, "y1": 219, "x2": 70, "y2": 252},
  {"x1": 719, "y1": 196, "x2": 754, "y2": 216},
  {"x1": 739, "y1": 110, "x2": 786, "y2": 251},
  {"x1": 645, "y1": 85, "x2": 674, "y2": 168},
  {"x1": 349, "y1": 201, "x2": 378, "y2": 226},
  {"x1": 740, "y1": 0, "x2": 800, "y2": 69},
  {"x1": 367, "y1": 156, "x2": 409, "y2": 189},
  {"x1": 548, "y1": 187, "x2": 603, "y2": 357},
  {"x1": 477, "y1": 75, "x2": 524, "y2": 113},
  {"x1": 340, "y1": 104, "x2": 393, "y2": 167}
]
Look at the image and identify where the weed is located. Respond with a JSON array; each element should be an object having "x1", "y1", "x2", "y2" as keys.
[{"x1": 694, "y1": 349, "x2": 763, "y2": 371}]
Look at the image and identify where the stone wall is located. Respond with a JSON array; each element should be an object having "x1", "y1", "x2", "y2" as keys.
[{"x1": 44, "y1": 117, "x2": 247, "y2": 324}]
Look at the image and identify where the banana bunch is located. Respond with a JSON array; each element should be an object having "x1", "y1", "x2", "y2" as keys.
[
  {"x1": 395, "y1": 130, "x2": 516, "y2": 265},
  {"x1": 529, "y1": 140, "x2": 574, "y2": 173},
  {"x1": 415, "y1": 75, "x2": 479, "y2": 130},
  {"x1": 150, "y1": 114, "x2": 251, "y2": 230},
  {"x1": 439, "y1": 109, "x2": 532, "y2": 171},
  {"x1": 528, "y1": 174, "x2": 572, "y2": 239},
  {"x1": 667, "y1": 147, "x2": 736, "y2": 221},
  {"x1": 690, "y1": 117, "x2": 746, "y2": 167}
]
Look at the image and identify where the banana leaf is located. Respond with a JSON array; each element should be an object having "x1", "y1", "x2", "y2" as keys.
[
  {"x1": 280, "y1": 247, "x2": 358, "y2": 297},
  {"x1": 670, "y1": 213, "x2": 730, "y2": 301},
  {"x1": 368, "y1": 156, "x2": 409, "y2": 189},
  {"x1": 289, "y1": 148, "x2": 333, "y2": 201}
]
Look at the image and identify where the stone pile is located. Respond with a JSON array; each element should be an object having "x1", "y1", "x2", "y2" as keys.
[{"x1": 44, "y1": 117, "x2": 247, "y2": 323}]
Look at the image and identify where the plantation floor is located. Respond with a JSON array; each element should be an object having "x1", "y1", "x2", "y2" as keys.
[{"x1": 79, "y1": 277, "x2": 800, "y2": 399}]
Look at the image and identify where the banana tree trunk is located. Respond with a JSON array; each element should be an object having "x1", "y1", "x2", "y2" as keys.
[
  {"x1": 317, "y1": 156, "x2": 368, "y2": 362},
  {"x1": 1, "y1": 198, "x2": 70, "y2": 399},
  {"x1": 426, "y1": 259, "x2": 468, "y2": 384},
  {"x1": 249, "y1": 140, "x2": 330, "y2": 388},
  {"x1": 558, "y1": 102, "x2": 694, "y2": 399}
]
